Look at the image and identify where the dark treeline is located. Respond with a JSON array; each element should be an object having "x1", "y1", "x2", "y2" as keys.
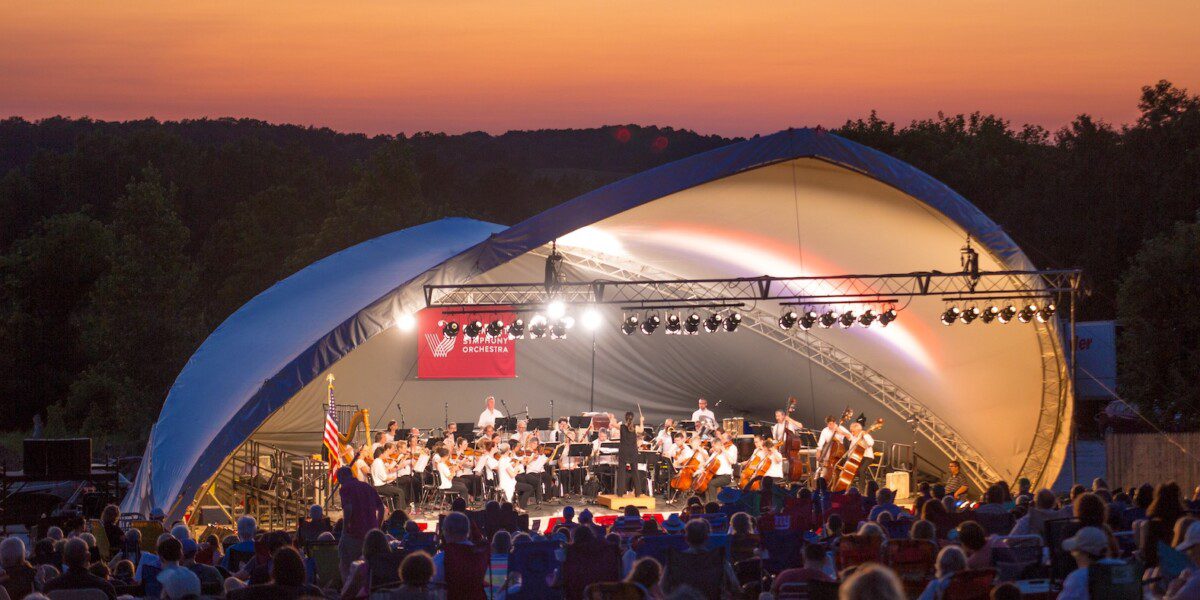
[{"x1": 0, "y1": 80, "x2": 1197, "y2": 443}]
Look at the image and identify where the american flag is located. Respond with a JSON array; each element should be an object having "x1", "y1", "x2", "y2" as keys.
[{"x1": 323, "y1": 375, "x2": 342, "y2": 480}]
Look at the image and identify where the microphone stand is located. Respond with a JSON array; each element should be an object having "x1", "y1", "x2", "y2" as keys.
[{"x1": 396, "y1": 403, "x2": 406, "y2": 431}]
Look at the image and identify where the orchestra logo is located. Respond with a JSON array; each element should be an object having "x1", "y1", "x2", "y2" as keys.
[
  {"x1": 423, "y1": 333, "x2": 457, "y2": 358},
  {"x1": 416, "y1": 307, "x2": 517, "y2": 379}
]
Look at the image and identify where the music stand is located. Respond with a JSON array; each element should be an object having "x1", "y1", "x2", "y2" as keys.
[
  {"x1": 679, "y1": 420, "x2": 697, "y2": 432},
  {"x1": 527, "y1": 417, "x2": 551, "y2": 431},
  {"x1": 455, "y1": 422, "x2": 475, "y2": 435},
  {"x1": 568, "y1": 416, "x2": 591, "y2": 429},
  {"x1": 494, "y1": 417, "x2": 517, "y2": 432},
  {"x1": 567, "y1": 443, "x2": 592, "y2": 457}
]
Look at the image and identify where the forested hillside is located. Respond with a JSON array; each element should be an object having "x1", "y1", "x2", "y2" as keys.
[{"x1": 1, "y1": 80, "x2": 1196, "y2": 442}]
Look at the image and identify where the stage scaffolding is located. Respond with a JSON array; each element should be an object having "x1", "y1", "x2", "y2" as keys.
[{"x1": 424, "y1": 253, "x2": 1083, "y2": 492}]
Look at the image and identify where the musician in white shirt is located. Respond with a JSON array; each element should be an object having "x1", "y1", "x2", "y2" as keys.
[
  {"x1": 496, "y1": 444, "x2": 534, "y2": 509},
  {"x1": 510, "y1": 420, "x2": 531, "y2": 445},
  {"x1": 517, "y1": 441, "x2": 552, "y2": 503},
  {"x1": 433, "y1": 447, "x2": 470, "y2": 498},
  {"x1": 840, "y1": 421, "x2": 875, "y2": 460},
  {"x1": 816, "y1": 416, "x2": 843, "y2": 453},
  {"x1": 691, "y1": 398, "x2": 717, "y2": 433},
  {"x1": 371, "y1": 446, "x2": 406, "y2": 507},
  {"x1": 764, "y1": 440, "x2": 785, "y2": 480},
  {"x1": 477, "y1": 396, "x2": 504, "y2": 429},
  {"x1": 703, "y1": 439, "x2": 735, "y2": 503},
  {"x1": 771, "y1": 410, "x2": 803, "y2": 444}
]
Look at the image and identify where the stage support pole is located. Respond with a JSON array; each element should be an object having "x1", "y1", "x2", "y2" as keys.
[
  {"x1": 1069, "y1": 279, "x2": 1079, "y2": 485},
  {"x1": 589, "y1": 330, "x2": 597, "y2": 412}
]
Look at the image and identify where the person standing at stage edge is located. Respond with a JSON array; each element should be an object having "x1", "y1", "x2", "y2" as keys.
[
  {"x1": 335, "y1": 466, "x2": 384, "y2": 579},
  {"x1": 616, "y1": 411, "x2": 645, "y2": 497}
]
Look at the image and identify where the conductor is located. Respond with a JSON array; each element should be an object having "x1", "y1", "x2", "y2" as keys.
[{"x1": 615, "y1": 410, "x2": 645, "y2": 497}]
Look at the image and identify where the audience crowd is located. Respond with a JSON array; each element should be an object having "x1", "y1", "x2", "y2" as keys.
[{"x1": 2, "y1": 468, "x2": 1197, "y2": 599}]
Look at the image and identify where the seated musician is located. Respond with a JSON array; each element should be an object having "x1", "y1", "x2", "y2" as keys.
[
  {"x1": 444, "y1": 422, "x2": 458, "y2": 447},
  {"x1": 433, "y1": 447, "x2": 470, "y2": 500},
  {"x1": 554, "y1": 418, "x2": 575, "y2": 443},
  {"x1": 518, "y1": 439, "x2": 552, "y2": 503},
  {"x1": 763, "y1": 439, "x2": 785, "y2": 489},
  {"x1": 653, "y1": 420, "x2": 675, "y2": 452},
  {"x1": 509, "y1": 420, "x2": 531, "y2": 445},
  {"x1": 369, "y1": 431, "x2": 387, "y2": 456},
  {"x1": 453, "y1": 438, "x2": 482, "y2": 501},
  {"x1": 702, "y1": 438, "x2": 736, "y2": 504},
  {"x1": 477, "y1": 395, "x2": 504, "y2": 429},
  {"x1": 592, "y1": 429, "x2": 616, "y2": 492},
  {"x1": 496, "y1": 444, "x2": 533, "y2": 510},
  {"x1": 352, "y1": 445, "x2": 373, "y2": 483},
  {"x1": 392, "y1": 445, "x2": 416, "y2": 508},
  {"x1": 557, "y1": 433, "x2": 584, "y2": 495},
  {"x1": 384, "y1": 420, "x2": 400, "y2": 443},
  {"x1": 371, "y1": 445, "x2": 406, "y2": 507},
  {"x1": 674, "y1": 435, "x2": 706, "y2": 471},
  {"x1": 475, "y1": 425, "x2": 496, "y2": 450}
]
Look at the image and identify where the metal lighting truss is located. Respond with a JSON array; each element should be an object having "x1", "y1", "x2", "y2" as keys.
[{"x1": 426, "y1": 249, "x2": 1081, "y2": 490}]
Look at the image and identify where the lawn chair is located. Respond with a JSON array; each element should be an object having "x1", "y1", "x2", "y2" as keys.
[
  {"x1": 777, "y1": 580, "x2": 840, "y2": 600},
  {"x1": 308, "y1": 540, "x2": 341, "y2": 589},
  {"x1": 634, "y1": 534, "x2": 688, "y2": 565},
  {"x1": 972, "y1": 510, "x2": 1016, "y2": 536},
  {"x1": 564, "y1": 542, "x2": 621, "y2": 600},
  {"x1": 1044, "y1": 518, "x2": 1083, "y2": 583},
  {"x1": 88, "y1": 519, "x2": 111, "y2": 560},
  {"x1": 883, "y1": 538, "x2": 937, "y2": 598},
  {"x1": 836, "y1": 533, "x2": 882, "y2": 571},
  {"x1": 505, "y1": 540, "x2": 561, "y2": 600},
  {"x1": 663, "y1": 546, "x2": 726, "y2": 600},
  {"x1": 942, "y1": 568, "x2": 996, "y2": 600},
  {"x1": 444, "y1": 542, "x2": 490, "y2": 600},
  {"x1": 990, "y1": 535, "x2": 1044, "y2": 582},
  {"x1": 1087, "y1": 558, "x2": 1142, "y2": 600},
  {"x1": 128, "y1": 520, "x2": 165, "y2": 552},
  {"x1": 760, "y1": 529, "x2": 804, "y2": 574},
  {"x1": 583, "y1": 582, "x2": 646, "y2": 599}
]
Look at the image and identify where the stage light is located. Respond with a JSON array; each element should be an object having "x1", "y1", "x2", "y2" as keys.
[
  {"x1": 485, "y1": 319, "x2": 505, "y2": 338},
  {"x1": 396, "y1": 314, "x2": 416, "y2": 331},
  {"x1": 507, "y1": 318, "x2": 525, "y2": 339},
  {"x1": 641, "y1": 315, "x2": 661, "y2": 335},
  {"x1": 665, "y1": 314, "x2": 682, "y2": 334},
  {"x1": 704, "y1": 314, "x2": 722, "y2": 333},
  {"x1": 836, "y1": 311, "x2": 855, "y2": 329},
  {"x1": 1037, "y1": 303, "x2": 1057, "y2": 323},
  {"x1": 799, "y1": 310, "x2": 818, "y2": 330},
  {"x1": 980, "y1": 306, "x2": 1000, "y2": 324},
  {"x1": 998, "y1": 305, "x2": 1017, "y2": 323},
  {"x1": 441, "y1": 320, "x2": 460, "y2": 338},
  {"x1": 546, "y1": 300, "x2": 566, "y2": 320},
  {"x1": 528, "y1": 315, "x2": 548, "y2": 339},
  {"x1": 723, "y1": 313, "x2": 742, "y2": 332},
  {"x1": 1018, "y1": 304, "x2": 1037, "y2": 323},
  {"x1": 581, "y1": 308, "x2": 602, "y2": 331},
  {"x1": 778, "y1": 310, "x2": 799, "y2": 329},
  {"x1": 879, "y1": 308, "x2": 897, "y2": 327},
  {"x1": 819, "y1": 310, "x2": 837, "y2": 329},
  {"x1": 550, "y1": 318, "x2": 570, "y2": 339},
  {"x1": 621, "y1": 315, "x2": 640, "y2": 335},
  {"x1": 940, "y1": 307, "x2": 961, "y2": 326},
  {"x1": 684, "y1": 313, "x2": 701, "y2": 334},
  {"x1": 464, "y1": 320, "x2": 484, "y2": 339},
  {"x1": 858, "y1": 310, "x2": 876, "y2": 327},
  {"x1": 959, "y1": 306, "x2": 981, "y2": 325}
]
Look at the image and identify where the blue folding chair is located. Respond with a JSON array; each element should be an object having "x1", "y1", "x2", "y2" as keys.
[{"x1": 505, "y1": 540, "x2": 561, "y2": 600}]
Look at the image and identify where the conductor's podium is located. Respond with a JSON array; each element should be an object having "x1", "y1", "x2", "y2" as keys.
[{"x1": 597, "y1": 493, "x2": 657, "y2": 511}]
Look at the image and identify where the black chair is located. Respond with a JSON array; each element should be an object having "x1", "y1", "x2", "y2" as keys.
[
  {"x1": 1045, "y1": 518, "x2": 1083, "y2": 583},
  {"x1": 367, "y1": 551, "x2": 405, "y2": 591}
]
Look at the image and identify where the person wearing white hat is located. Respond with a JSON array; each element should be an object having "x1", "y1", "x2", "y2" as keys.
[
  {"x1": 1166, "y1": 521, "x2": 1200, "y2": 599},
  {"x1": 1058, "y1": 526, "x2": 1124, "y2": 600}
]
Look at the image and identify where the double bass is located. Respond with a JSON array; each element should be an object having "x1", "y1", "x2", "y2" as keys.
[
  {"x1": 781, "y1": 397, "x2": 807, "y2": 481},
  {"x1": 814, "y1": 408, "x2": 854, "y2": 485},
  {"x1": 830, "y1": 418, "x2": 884, "y2": 492}
]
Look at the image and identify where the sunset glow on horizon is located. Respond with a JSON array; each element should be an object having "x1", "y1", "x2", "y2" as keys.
[{"x1": 3, "y1": 1, "x2": 1197, "y2": 137}]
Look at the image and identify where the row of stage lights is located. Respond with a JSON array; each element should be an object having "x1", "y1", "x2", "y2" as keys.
[
  {"x1": 777, "y1": 307, "x2": 898, "y2": 330},
  {"x1": 939, "y1": 302, "x2": 1056, "y2": 326},
  {"x1": 430, "y1": 302, "x2": 1049, "y2": 340}
]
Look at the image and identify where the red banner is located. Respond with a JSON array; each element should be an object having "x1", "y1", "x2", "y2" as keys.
[{"x1": 417, "y1": 307, "x2": 517, "y2": 379}]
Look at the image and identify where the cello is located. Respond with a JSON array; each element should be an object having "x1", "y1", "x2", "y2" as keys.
[
  {"x1": 738, "y1": 438, "x2": 765, "y2": 489},
  {"x1": 670, "y1": 439, "x2": 704, "y2": 491},
  {"x1": 781, "y1": 397, "x2": 807, "y2": 481},
  {"x1": 692, "y1": 440, "x2": 725, "y2": 493},
  {"x1": 813, "y1": 408, "x2": 854, "y2": 485},
  {"x1": 830, "y1": 418, "x2": 884, "y2": 492},
  {"x1": 739, "y1": 438, "x2": 773, "y2": 492}
]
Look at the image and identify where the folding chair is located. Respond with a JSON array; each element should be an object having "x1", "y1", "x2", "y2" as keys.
[
  {"x1": 836, "y1": 533, "x2": 882, "y2": 571},
  {"x1": 505, "y1": 540, "x2": 562, "y2": 600},
  {"x1": 990, "y1": 534, "x2": 1044, "y2": 582},
  {"x1": 883, "y1": 538, "x2": 937, "y2": 598},
  {"x1": 1044, "y1": 518, "x2": 1083, "y2": 583},
  {"x1": 583, "y1": 581, "x2": 646, "y2": 599},
  {"x1": 308, "y1": 540, "x2": 342, "y2": 589},
  {"x1": 942, "y1": 568, "x2": 997, "y2": 600},
  {"x1": 777, "y1": 580, "x2": 840, "y2": 600},
  {"x1": 128, "y1": 520, "x2": 165, "y2": 552},
  {"x1": 1087, "y1": 558, "x2": 1143, "y2": 600}
]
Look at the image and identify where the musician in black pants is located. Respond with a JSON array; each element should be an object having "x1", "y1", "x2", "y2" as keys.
[{"x1": 615, "y1": 411, "x2": 646, "y2": 497}]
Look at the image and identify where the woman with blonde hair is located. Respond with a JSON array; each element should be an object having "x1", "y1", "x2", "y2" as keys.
[{"x1": 840, "y1": 563, "x2": 904, "y2": 600}]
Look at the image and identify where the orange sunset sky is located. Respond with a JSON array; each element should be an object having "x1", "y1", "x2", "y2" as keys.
[{"x1": 3, "y1": 1, "x2": 1198, "y2": 137}]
